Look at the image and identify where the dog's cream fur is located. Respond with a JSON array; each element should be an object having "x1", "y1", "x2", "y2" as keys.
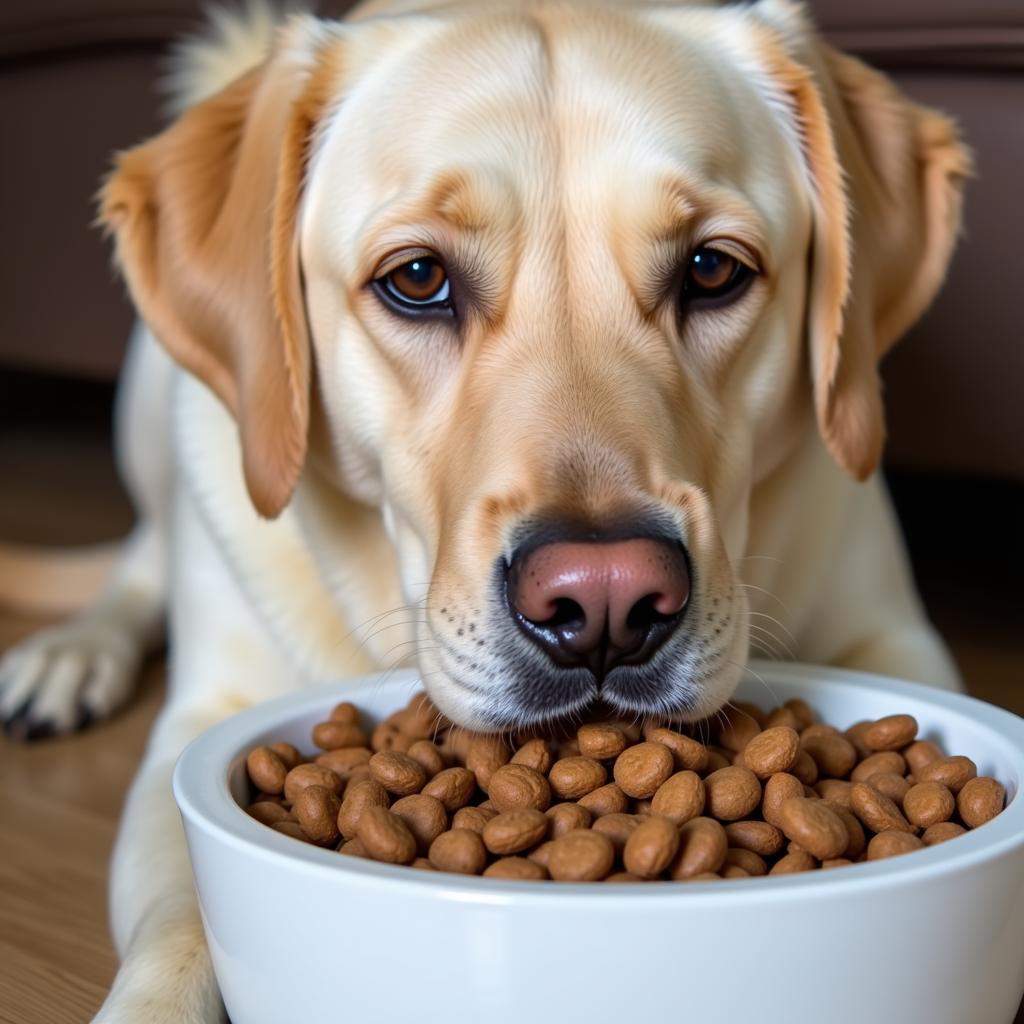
[{"x1": 0, "y1": 1, "x2": 968, "y2": 1019}]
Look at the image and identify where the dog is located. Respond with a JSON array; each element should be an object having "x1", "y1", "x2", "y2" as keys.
[{"x1": 0, "y1": 0, "x2": 968, "y2": 1019}]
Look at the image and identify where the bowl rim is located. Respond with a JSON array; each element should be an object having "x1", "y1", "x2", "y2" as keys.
[{"x1": 172, "y1": 660, "x2": 1024, "y2": 906}]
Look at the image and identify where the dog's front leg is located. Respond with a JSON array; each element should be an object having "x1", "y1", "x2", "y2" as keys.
[{"x1": 94, "y1": 489, "x2": 300, "y2": 1024}]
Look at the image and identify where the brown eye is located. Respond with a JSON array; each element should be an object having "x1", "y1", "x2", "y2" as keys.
[
  {"x1": 380, "y1": 257, "x2": 450, "y2": 308},
  {"x1": 682, "y1": 247, "x2": 752, "y2": 304}
]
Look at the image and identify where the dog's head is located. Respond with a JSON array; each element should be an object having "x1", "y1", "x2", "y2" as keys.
[{"x1": 99, "y1": 0, "x2": 968, "y2": 729}]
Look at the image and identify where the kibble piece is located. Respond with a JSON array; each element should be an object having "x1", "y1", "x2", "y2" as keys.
[
  {"x1": 411, "y1": 857, "x2": 436, "y2": 871},
  {"x1": 390, "y1": 794, "x2": 448, "y2": 853},
  {"x1": 669, "y1": 817, "x2": 728, "y2": 879},
  {"x1": 623, "y1": 815, "x2": 680, "y2": 878},
  {"x1": 428, "y1": 829, "x2": 487, "y2": 875},
  {"x1": 646, "y1": 728, "x2": 709, "y2": 773},
  {"x1": 867, "y1": 829, "x2": 924, "y2": 861},
  {"x1": 368, "y1": 751, "x2": 428, "y2": 797},
  {"x1": 547, "y1": 829, "x2": 615, "y2": 882},
  {"x1": 922, "y1": 821, "x2": 967, "y2": 846},
  {"x1": 917, "y1": 755, "x2": 978, "y2": 795},
  {"x1": 903, "y1": 782, "x2": 955, "y2": 828},
  {"x1": 272, "y1": 820, "x2": 311, "y2": 842},
  {"x1": 777, "y1": 797, "x2": 848, "y2": 860},
  {"x1": 283, "y1": 763, "x2": 343, "y2": 804},
  {"x1": 329, "y1": 701, "x2": 360, "y2": 725},
  {"x1": 704, "y1": 750, "x2": 730, "y2": 773},
  {"x1": 867, "y1": 771, "x2": 912, "y2": 805},
  {"x1": 577, "y1": 723, "x2": 628, "y2": 760},
  {"x1": 466, "y1": 735, "x2": 511, "y2": 792},
  {"x1": 784, "y1": 698, "x2": 816, "y2": 730},
  {"x1": 528, "y1": 840, "x2": 555, "y2": 869},
  {"x1": 843, "y1": 721, "x2": 874, "y2": 759},
  {"x1": 762, "y1": 772, "x2": 805, "y2": 829},
  {"x1": 338, "y1": 837, "x2": 369, "y2": 857},
  {"x1": 801, "y1": 733, "x2": 857, "y2": 779},
  {"x1": 356, "y1": 806, "x2": 418, "y2": 864},
  {"x1": 269, "y1": 741, "x2": 302, "y2": 769},
  {"x1": 605, "y1": 871, "x2": 643, "y2": 883},
  {"x1": 724, "y1": 820, "x2": 784, "y2": 857},
  {"x1": 482, "y1": 809, "x2": 548, "y2": 855},
  {"x1": 957, "y1": 777, "x2": 1005, "y2": 828},
  {"x1": 371, "y1": 724, "x2": 413, "y2": 753},
  {"x1": 247, "y1": 746, "x2": 288, "y2": 795},
  {"x1": 578, "y1": 783, "x2": 629, "y2": 817},
  {"x1": 613, "y1": 742, "x2": 675, "y2": 799},
  {"x1": 545, "y1": 802, "x2": 593, "y2": 837},
  {"x1": 549, "y1": 757, "x2": 607, "y2": 800},
  {"x1": 849, "y1": 782, "x2": 915, "y2": 835},
  {"x1": 863, "y1": 714, "x2": 918, "y2": 752},
  {"x1": 247, "y1": 800, "x2": 291, "y2": 826},
  {"x1": 406, "y1": 739, "x2": 446, "y2": 778},
  {"x1": 591, "y1": 812, "x2": 641, "y2": 852},
  {"x1": 723, "y1": 848, "x2": 768, "y2": 877},
  {"x1": 703, "y1": 766, "x2": 761, "y2": 821},
  {"x1": 487, "y1": 764, "x2": 552, "y2": 812},
  {"x1": 769, "y1": 849, "x2": 817, "y2": 875},
  {"x1": 904, "y1": 740, "x2": 944, "y2": 775},
  {"x1": 422, "y1": 767, "x2": 477, "y2": 812},
  {"x1": 451, "y1": 805, "x2": 497, "y2": 834},
  {"x1": 337, "y1": 778, "x2": 390, "y2": 841},
  {"x1": 395, "y1": 694, "x2": 441, "y2": 740},
  {"x1": 293, "y1": 784, "x2": 342, "y2": 846},
  {"x1": 743, "y1": 727, "x2": 800, "y2": 779},
  {"x1": 814, "y1": 779, "x2": 853, "y2": 808},
  {"x1": 821, "y1": 858, "x2": 853, "y2": 869},
  {"x1": 510, "y1": 738, "x2": 553, "y2": 775},
  {"x1": 717, "y1": 709, "x2": 761, "y2": 754},
  {"x1": 484, "y1": 857, "x2": 547, "y2": 880},
  {"x1": 821, "y1": 800, "x2": 867, "y2": 861},
  {"x1": 315, "y1": 746, "x2": 373, "y2": 780},
  {"x1": 764, "y1": 706, "x2": 801, "y2": 731},
  {"x1": 650, "y1": 771, "x2": 705, "y2": 825},
  {"x1": 790, "y1": 750, "x2": 819, "y2": 786},
  {"x1": 312, "y1": 720, "x2": 369, "y2": 751}
]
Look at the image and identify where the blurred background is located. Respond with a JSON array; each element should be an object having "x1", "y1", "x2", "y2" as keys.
[{"x1": 0, "y1": 1, "x2": 1021, "y2": 1021}]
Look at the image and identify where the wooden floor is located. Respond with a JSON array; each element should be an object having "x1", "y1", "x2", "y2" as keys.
[{"x1": 0, "y1": 373, "x2": 1021, "y2": 1023}]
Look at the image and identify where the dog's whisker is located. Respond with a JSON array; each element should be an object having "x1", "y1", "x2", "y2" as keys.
[{"x1": 735, "y1": 582, "x2": 793, "y2": 618}]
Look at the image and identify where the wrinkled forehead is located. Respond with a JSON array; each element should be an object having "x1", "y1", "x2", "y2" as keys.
[{"x1": 303, "y1": 4, "x2": 804, "y2": 267}]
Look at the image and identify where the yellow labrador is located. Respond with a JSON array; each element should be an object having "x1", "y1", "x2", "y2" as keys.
[{"x1": 0, "y1": 0, "x2": 967, "y2": 1019}]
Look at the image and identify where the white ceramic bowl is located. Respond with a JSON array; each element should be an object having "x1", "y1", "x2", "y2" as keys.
[{"x1": 173, "y1": 662, "x2": 1024, "y2": 1024}]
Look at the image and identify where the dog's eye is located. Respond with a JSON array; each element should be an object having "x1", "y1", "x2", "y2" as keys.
[
  {"x1": 682, "y1": 247, "x2": 753, "y2": 305},
  {"x1": 374, "y1": 256, "x2": 453, "y2": 315}
]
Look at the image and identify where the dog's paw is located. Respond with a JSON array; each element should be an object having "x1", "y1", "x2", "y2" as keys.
[{"x1": 0, "y1": 613, "x2": 144, "y2": 740}]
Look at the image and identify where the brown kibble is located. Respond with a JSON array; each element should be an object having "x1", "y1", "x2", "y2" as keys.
[
  {"x1": 867, "y1": 771, "x2": 911, "y2": 805},
  {"x1": 703, "y1": 766, "x2": 761, "y2": 821},
  {"x1": 814, "y1": 779, "x2": 853, "y2": 808},
  {"x1": 549, "y1": 756, "x2": 607, "y2": 800},
  {"x1": 547, "y1": 829, "x2": 615, "y2": 881},
  {"x1": 411, "y1": 857, "x2": 436, "y2": 871},
  {"x1": 283, "y1": 763, "x2": 343, "y2": 804},
  {"x1": 623, "y1": 815, "x2": 680, "y2": 878},
  {"x1": 790, "y1": 750, "x2": 819, "y2": 786},
  {"x1": 777, "y1": 797, "x2": 848, "y2": 860},
  {"x1": 451, "y1": 805, "x2": 498, "y2": 834},
  {"x1": 613, "y1": 742, "x2": 675, "y2": 799},
  {"x1": 605, "y1": 871, "x2": 643, "y2": 883},
  {"x1": 422, "y1": 767, "x2": 477, "y2": 812},
  {"x1": 271, "y1": 820, "x2": 311, "y2": 842},
  {"x1": 510, "y1": 738, "x2": 553, "y2": 775},
  {"x1": 546, "y1": 802, "x2": 593, "y2": 837},
  {"x1": 292, "y1": 784, "x2": 342, "y2": 846},
  {"x1": 867, "y1": 829, "x2": 924, "y2": 861},
  {"x1": 329, "y1": 701, "x2": 360, "y2": 725},
  {"x1": 487, "y1": 763, "x2": 552, "y2": 812},
  {"x1": 918, "y1": 755, "x2": 978, "y2": 795},
  {"x1": 801, "y1": 733, "x2": 857, "y2": 779},
  {"x1": 428, "y1": 829, "x2": 487, "y2": 874},
  {"x1": 704, "y1": 750, "x2": 730, "y2": 773},
  {"x1": 315, "y1": 746, "x2": 373, "y2": 780},
  {"x1": 903, "y1": 782, "x2": 955, "y2": 828},
  {"x1": 268, "y1": 742, "x2": 302, "y2": 769},
  {"x1": 356, "y1": 806, "x2": 418, "y2": 864},
  {"x1": 762, "y1": 772, "x2": 805, "y2": 829},
  {"x1": 742, "y1": 727, "x2": 800, "y2": 779},
  {"x1": 371, "y1": 723, "x2": 413, "y2": 753},
  {"x1": 922, "y1": 821, "x2": 967, "y2": 846},
  {"x1": 723, "y1": 847, "x2": 768, "y2": 876},
  {"x1": 957, "y1": 777, "x2": 1005, "y2": 828},
  {"x1": 577, "y1": 723, "x2": 628, "y2": 760},
  {"x1": 368, "y1": 750, "x2": 428, "y2": 796},
  {"x1": 482, "y1": 809, "x2": 548, "y2": 855},
  {"x1": 904, "y1": 740, "x2": 944, "y2": 775},
  {"x1": 484, "y1": 857, "x2": 547, "y2": 880},
  {"x1": 851, "y1": 752, "x2": 906, "y2": 784},
  {"x1": 312, "y1": 720, "x2": 369, "y2": 751},
  {"x1": 397, "y1": 693, "x2": 442, "y2": 739},
  {"x1": 769, "y1": 849, "x2": 817, "y2": 874},
  {"x1": 863, "y1": 714, "x2": 918, "y2": 752},
  {"x1": 784, "y1": 698, "x2": 816, "y2": 730},
  {"x1": 650, "y1": 771, "x2": 705, "y2": 825},
  {"x1": 337, "y1": 777, "x2": 390, "y2": 840},
  {"x1": 843, "y1": 721, "x2": 874, "y2": 759},
  {"x1": 247, "y1": 801, "x2": 291, "y2": 826},
  {"x1": 724, "y1": 820, "x2": 783, "y2": 857},
  {"x1": 850, "y1": 782, "x2": 915, "y2": 835},
  {"x1": 406, "y1": 740, "x2": 446, "y2": 778},
  {"x1": 821, "y1": 800, "x2": 867, "y2": 861},
  {"x1": 646, "y1": 728, "x2": 709, "y2": 773},
  {"x1": 338, "y1": 837, "x2": 369, "y2": 857},
  {"x1": 578, "y1": 783, "x2": 629, "y2": 817},
  {"x1": 247, "y1": 746, "x2": 288, "y2": 795},
  {"x1": 717, "y1": 708, "x2": 761, "y2": 754},
  {"x1": 466, "y1": 735, "x2": 511, "y2": 792},
  {"x1": 764, "y1": 706, "x2": 801, "y2": 731},
  {"x1": 821, "y1": 858, "x2": 852, "y2": 869},
  {"x1": 390, "y1": 793, "x2": 448, "y2": 853},
  {"x1": 591, "y1": 812, "x2": 642, "y2": 852},
  {"x1": 669, "y1": 817, "x2": 728, "y2": 879},
  {"x1": 528, "y1": 840, "x2": 554, "y2": 868},
  {"x1": 439, "y1": 728, "x2": 472, "y2": 764}
]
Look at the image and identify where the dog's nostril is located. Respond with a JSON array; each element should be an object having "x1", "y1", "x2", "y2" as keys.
[
  {"x1": 626, "y1": 592, "x2": 674, "y2": 632},
  {"x1": 545, "y1": 597, "x2": 586, "y2": 630}
]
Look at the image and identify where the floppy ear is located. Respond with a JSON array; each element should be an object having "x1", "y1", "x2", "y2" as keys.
[
  {"x1": 98, "y1": 17, "x2": 338, "y2": 517},
  {"x1": 753, "y1": 6, "x2": 971, "y2": 479}
]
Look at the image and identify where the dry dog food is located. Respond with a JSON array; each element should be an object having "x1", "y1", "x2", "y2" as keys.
[{"x1": 242, "y1": 696, "x2": 1007, "y2": 882}]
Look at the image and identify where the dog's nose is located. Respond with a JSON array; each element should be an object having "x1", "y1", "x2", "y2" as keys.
[{"x1": 507, "y1": 537, "x2": 689, "y2": 676}]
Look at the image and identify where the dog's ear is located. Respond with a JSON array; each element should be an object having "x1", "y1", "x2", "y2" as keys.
[
  {"x1": 99, "y1": 18, "x2": 338, "y2": 517},
  {"x1": 752, "y1": 4, "x2": 971, "y2": 479}
]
